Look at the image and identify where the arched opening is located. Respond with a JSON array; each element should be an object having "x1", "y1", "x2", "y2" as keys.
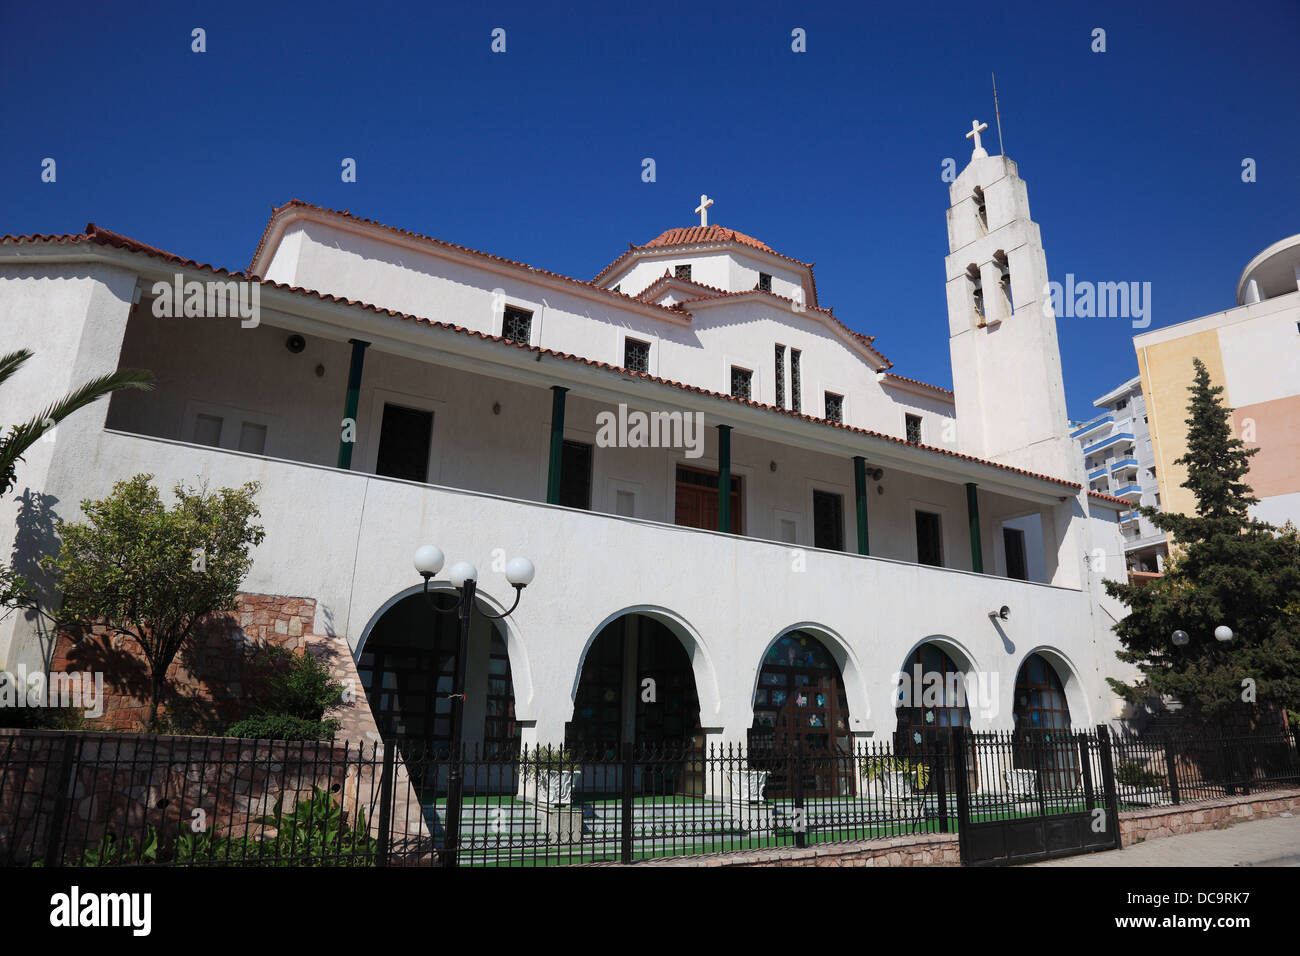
[
  {"x1": 1012, "y1": 652, "x2": 1078, "y2": 790},
  {"x1": 566, "y1": 612, "x2": 703, "y2": 794},
  {"x1": 357, "y1": 591, "x2": 519, "y2": 758},
  {"x1": 750, "y1": 630, "x2": 854, "y2": 798},
  {"x1": 894, "y1": 642, "x2": 974, "y2": 793}
]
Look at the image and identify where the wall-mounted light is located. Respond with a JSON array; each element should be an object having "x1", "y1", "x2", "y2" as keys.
[
  {"x1": 989, "y1": 605, "x2": 1010, "y2": 621},
  {"x1": 286, "y1": 334, "x2": 306, "y2": 353},
  {"x1": 315, "y1": 364, "x2": 325, "y2": 378},
  {"x1": 492, "y1": 402, "x2": 502, "y2": 415}
]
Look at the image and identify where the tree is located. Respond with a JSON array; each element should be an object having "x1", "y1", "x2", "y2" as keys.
[
  {"x1": 44, "y1": 475, "x2": 266, "y2": 729},
  {"x1": 1105, "y1": 358, "x2": 1300, "y2": 724},
  {"x1": 0, "y1": 349, "x2": 153, "y2": 612}
]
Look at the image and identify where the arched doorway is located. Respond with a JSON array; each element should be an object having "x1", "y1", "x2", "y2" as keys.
[
  {"x1": 894, "y1": 642, "x2": 973, "y2": 794},
  {"x1": 750, "y1": 631, "x2": 854, "y2": 798},
  {"x1": 357, "y1": 591, "x2": 519, "y2": 758},
  {"x1": 567, "y1": 613, "x2": 703, "y2": 794},
  {"x1": 1012, "y1": 652, "x2": 1077, "y2": 790}
]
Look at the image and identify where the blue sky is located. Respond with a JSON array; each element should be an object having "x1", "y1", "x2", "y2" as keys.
[{"x1": 3, "y1": 0, "x2": 1296, "y2": 421}]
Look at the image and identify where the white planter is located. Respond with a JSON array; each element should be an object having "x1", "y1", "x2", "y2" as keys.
[
  {"x1": 725, "y1": 769, "x2": 769, "y2": 804},
  {"x1": 531, "y1": 769, "x2": 579, "y2": 807}
]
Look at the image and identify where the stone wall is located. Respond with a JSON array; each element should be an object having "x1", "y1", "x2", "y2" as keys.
[
  {"x1": 47, "y1": 591, "x2": 381, "y2": 746},
  {"x1": 599, "y1": 831, "x2": 962, "y2": 868},
  {"x1": 1119, "y1": 788, "x2": 1300, "y2": 847},
  {"x1": 0, "y1": 727, "x2": 431, "y2": 865}
]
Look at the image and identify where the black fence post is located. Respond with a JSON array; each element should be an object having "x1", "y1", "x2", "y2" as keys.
[
  {"x1": 42, "y1": 733, "x2": 80, "y2": 868},
  {"x1": 620, "y1": 742, "x2": 634, "y2": 864},
  {"x1": 951, "y1": 730, "x2": 971, "y2": 864},
  {"x1": 792, "y1": 735, "x2": 806, "y2": 849},
  {"x1": 375, "y1": 740, "x2": 396, "y2": 867},
  {"x1": 1079, "y1": 732, "x2": 1096, "y2": 810},
  {"x1": 936, "y1": 734, "x2": 949, "y2": 834},
  {"x1": 1095, "y1": 725, "x2": 1122, "y2": 851},
  {"x1": 1162, "y1": 735, "x2": 1181, "y2": 805}
]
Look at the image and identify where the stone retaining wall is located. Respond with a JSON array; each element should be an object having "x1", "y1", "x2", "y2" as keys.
[{"x1": 1119, "y1": 788, "x2": 1300, "y2": 847}]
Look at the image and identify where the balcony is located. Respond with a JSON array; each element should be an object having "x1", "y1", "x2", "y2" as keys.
[
  {"x1": 1118, "y1": 510, "x2": 1139, "y2": 524},
  {"x1": 1070, "y1": 415, "x2": 1113, "y2": 440},
  {"x1": 1082, "y1": 432, "x2": 1135, "y2": 457},
  {"x1": 1113, "y1": 484, "x2": 1143, "y2": 502},
  {"x1": 1088, "y1": 467, "x2": 1108, "y2": 483},
  {"x1": 1109, "y1": 458, "x2": 1139, "y2": 474}
]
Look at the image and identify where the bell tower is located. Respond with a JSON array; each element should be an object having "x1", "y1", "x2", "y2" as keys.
[{"x1": 944, "y1": 122, "x2": 1078, "y2": 483}]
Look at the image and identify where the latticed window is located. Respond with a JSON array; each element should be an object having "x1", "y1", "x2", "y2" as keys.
[
  {"x1": 731, "y1": 366, "x2": 753, "y2": 400},
  {"x1": 502, "y1": 306, "x2": 532, "y2": 343},
  {"x1": 790, "y1": 349, "x2": 802, "y2": 412},
  {"x1": 758, "y1": 272, "x2": 772, "y2": 292},
  {"x1": 675, "y1": 264, "x2": 692, "y2": 281},
  {"x1": 774, "y1": 344, "x2": 786, "y2": 408},
  {"x1": 824, "y1": 391, "x2": 843, "y2": 424},
  {"x1": 905, "y1": 413, "x2": 922, "y2": 443},
  {"x1": 624, "y1": 338, "x2": 650, "y2": 373}
]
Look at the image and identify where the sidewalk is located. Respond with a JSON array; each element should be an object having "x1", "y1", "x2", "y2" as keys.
[{"x1": 1030, "y1": 813, "x2": 1300, "y2": 866}]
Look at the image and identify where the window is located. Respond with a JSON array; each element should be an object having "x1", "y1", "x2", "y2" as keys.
[
  {"x1": 193, "y1": 414, "x2": 223, "y2": 447},
  {"x1": 790, "y1": 349, "x2": 802, "y2": 412},
  {"x1": 731, "y1": 366, "x2": 753, "y2": 400},
  {"x1": 812, "y1": 491, "x2": 844, "y2": 551},
  {"x1": 774, "y1": 345, "x2": 786, "y2": 409},
  {"x1": 905, "y1": 413, "x2": 922, "y2": 443},
  {"x1": 612, "y1": 284, "x2": 621, "y2": 294},
  {"x1": 758, "y1": 272, "x2": 772, "y2": 292},
  {"x1": 502, "y1": 306, "x2": 532, "y2": 343},
  {"x1": 559, "y1": 440, "x2": 593, "y2": 509},
  {"x1": 824, "y1": 391, "x2": 843, "y2": 424},
  {"x1": 675, "y1": 264, "x2": 692, "y2": 281},
  {"x1": 1004, "y1": 527, "x2": 1028, "y2": 580},
  {"x1": 624, "y1": 337, "x2": 650, "y2": 373},
  {"x1": 375, "y1": 403, "x2": 434, "y2": 482},
  {"x1": 916, "y1": 511, "x2": 943, "y2": 567},
  {"x1": 238, "y1": 422, "x2": 267, "y2": 455}
]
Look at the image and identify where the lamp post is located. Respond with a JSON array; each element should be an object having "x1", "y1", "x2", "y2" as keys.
[{"x1": 413, "y1": 545, "x2": 535, "y2": 868}]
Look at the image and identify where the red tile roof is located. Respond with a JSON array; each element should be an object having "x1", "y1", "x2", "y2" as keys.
[
  {"x1": 644, "y1": 225, "x2": 778, "y2": 256},
  {"x1": 1, "y1": 227, "x2": 1083, "y2": 493},
  {"x1": 593, "y1": 223, "x2": 816, "y2": 285},
  {"x1": 879, "y1": 372, "x2": 955, "y2": 399},
  {"x1": 1088, "y1": 491, "x2": 1130, "y2": 506}
]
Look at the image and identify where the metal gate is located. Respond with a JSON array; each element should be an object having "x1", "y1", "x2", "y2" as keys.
[{"x1": 953, "y1": 725, "x2": 1122, "y2": 866}]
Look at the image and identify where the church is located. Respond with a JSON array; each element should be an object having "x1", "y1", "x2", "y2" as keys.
[{"x1": 0, "y1": 126, "x2": 1134, "y2": 788}]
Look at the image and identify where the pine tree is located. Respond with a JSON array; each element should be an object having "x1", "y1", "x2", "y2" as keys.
[{"x1": 1105, "y1": 358, "x2": 1300, "y2": 726}]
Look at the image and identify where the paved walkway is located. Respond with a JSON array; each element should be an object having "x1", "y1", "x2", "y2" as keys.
[{"x1": 1030, "y1": 813, "x2": 1300, "y2": 866}]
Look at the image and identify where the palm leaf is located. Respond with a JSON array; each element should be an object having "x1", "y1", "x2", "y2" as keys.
[
  {"x1": 0, "y1": 367, "x2": 154, "y2": 488},
  {"x1": 0, "y1": 350, "x2": 33, "y2": 389}
]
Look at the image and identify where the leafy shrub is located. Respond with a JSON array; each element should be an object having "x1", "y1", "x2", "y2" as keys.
[
  {"x1": 1116, "y1": 761, "x2": 1163, "y2": 789},
  {"x1": 225, "y1": 713, "x2": 339, "y2": 741},
  {"x1": 520, "y1": 745, "x2": 580, "y2": 779}
]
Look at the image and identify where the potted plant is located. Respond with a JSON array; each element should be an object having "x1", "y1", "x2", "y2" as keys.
[
  {"x1": 863, "y1": 756, "x2": 931, "y2": 795},
  {"x1": 521, "y1": 745, "x2": 581, "y2": 807}
]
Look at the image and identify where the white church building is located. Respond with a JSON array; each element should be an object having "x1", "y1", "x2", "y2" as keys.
[{"x1": 0, "y1": 128, "x2": 1133, "y2": 782}]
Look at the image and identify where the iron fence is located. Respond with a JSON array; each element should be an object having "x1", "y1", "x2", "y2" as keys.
[{"x1": 2, "y1": 725, "x2": 1297, "y2": 867}]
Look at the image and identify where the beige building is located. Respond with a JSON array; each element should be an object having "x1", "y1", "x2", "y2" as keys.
[{"x1": 1134, "y1": 233, "x2": 1300, "y2": 529}]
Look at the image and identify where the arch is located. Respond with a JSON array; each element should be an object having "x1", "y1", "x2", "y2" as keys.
[
  {"x1": 750, "y1": 622, "x2": 873, "y2": 728},
  {"x1": 352, "y1": 581, "x2": 537, "y2": 727},
  {"x1": 571, "y1": 604, "x2": 720, "y2": 724},
  {"x1": 1014, "y1": 645, "x2": 1094, "y2": 729}
]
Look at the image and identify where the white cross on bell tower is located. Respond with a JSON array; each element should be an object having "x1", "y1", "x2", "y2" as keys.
[
  {"x1": 694, "y1": 194, "x2": 714, "y2": 227},
  {"x1": 965, "y1": 120, "x2": 989, "y2": 160}
]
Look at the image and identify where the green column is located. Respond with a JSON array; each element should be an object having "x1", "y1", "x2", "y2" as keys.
[
  {"x1": 717, "y1": 425, "x2": 732, "y2": 533},
  {"x1": 853, "y1": 456, "x2": 870, "y2": 555},
  {"x1": 966, "y1": 482, "x2": 984, "y2": 573},
  {"x1": 337, "y1": 338, "x2": 369, "y2": 469},
  {"x1": 546, "y1": 386, "x2": 568, "y2": 505}
]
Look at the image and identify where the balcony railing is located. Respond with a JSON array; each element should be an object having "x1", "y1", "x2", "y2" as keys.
[
  {"x1": 1082, "y1": 432, "x2": 1135, "y2": 457},
  {"x1": 1109, "y1": 458, "x2": 1139, "y2": 473},
  {"x1": 1070, "y1": 414, "x2": 1113, "y2": 439}
]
